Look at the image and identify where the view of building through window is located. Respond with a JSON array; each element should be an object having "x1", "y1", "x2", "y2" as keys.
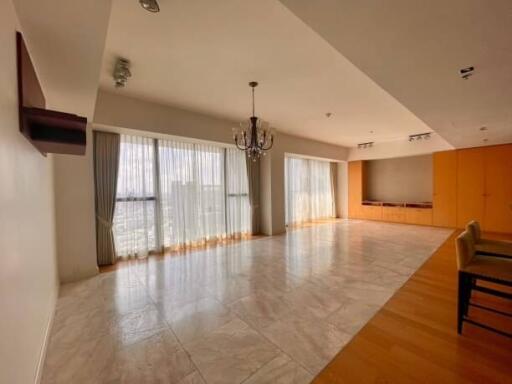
[{"x1": 113, "y1": 134, "x2": 250, "y2": 257}]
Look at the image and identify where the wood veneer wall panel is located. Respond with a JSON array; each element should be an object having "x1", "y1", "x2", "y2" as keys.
[
  {"x1": 348, "y1": 161, "x2": 363, "y2": 218},
  {"x1": 484, "y1": 144, "x2": 512, "y2": 233},
  {"x1": 456, "y1": 147, "x2": 485, "y2": 228},
  {"x1": 433, "y1": 151, "x2": 457, "y2": 227}
]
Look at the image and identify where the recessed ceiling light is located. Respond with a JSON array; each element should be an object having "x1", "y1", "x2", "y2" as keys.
[
  {"x1": 479, "y1": 126, "x2": 488, "y2": 131},
  {"x1": 325, "y1": 112, "x2": 333, "y2": 118},
  {"x1": 483, "y1": 138, "x2": 489, "y2": 142}
]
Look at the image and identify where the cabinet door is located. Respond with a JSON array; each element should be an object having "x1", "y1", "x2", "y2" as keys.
[
  {"x1": 456, "y1": 148, "x2": 485, "y2": 228},
  {"x1": 484, "y1": 144, "x2": 512, "y2": 233},
  {"x1": 348, "y1": 161, "x2": 363, "y2": 219},
  {"x1": 433, "y1": 151, "x2": 457, "y2": 227}
]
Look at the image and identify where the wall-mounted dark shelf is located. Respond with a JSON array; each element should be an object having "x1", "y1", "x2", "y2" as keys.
[
  {"x1": 21, "y1": 107, "x2": 86, "y2": 155},
  {"x1": 16, "y1": 31, "x2": 87, "y2": 156}
]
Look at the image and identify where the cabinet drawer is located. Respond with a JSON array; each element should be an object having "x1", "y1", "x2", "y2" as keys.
[
  {"x1": 405, "y1": 208, "x2": 433, "y2": 225},
  {"x1": 382, "y1": 207, "x2": 406, "y2": 223},
  {"x1": 360, "y1": 205, "x2": 382, "y2": 220}
]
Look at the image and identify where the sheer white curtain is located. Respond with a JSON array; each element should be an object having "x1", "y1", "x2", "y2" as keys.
[
  {"x1": 113, "y1": 134, "x2": 252, "y2": 257},
  {"x1": 225, "y1": 148, "x2": 251, "y2": 237},
  {"x1": 113, "y1": 135, "x2": 156, "y2": 257},
  {"x1": 158, "y1": 139, "x2": 226, "y2": 249},
  {"x1": 285, "y1": 156, "x2": 334, "y2": 225}
]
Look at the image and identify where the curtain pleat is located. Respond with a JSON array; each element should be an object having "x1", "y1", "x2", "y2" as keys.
[
  {"x1": 245, "y1": 154, "x2": 260, "y2": 235},
  {"x1": 94, "y1": 131, "x2": 120, "y2": 266},
  {"x1": 330, "y1": 162, "x2": 338, "y2": 218}
]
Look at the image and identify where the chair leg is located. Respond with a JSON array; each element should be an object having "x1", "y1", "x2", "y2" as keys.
[
  {"x1": 457, "y1": 272, "x2": 471, "y2": 334},
  {"x1": 458, "y1": 272, "x2": 464, "y2": 334},
  {"x1": 464, "y1": 277, "x2": 474, "y2": 316}
]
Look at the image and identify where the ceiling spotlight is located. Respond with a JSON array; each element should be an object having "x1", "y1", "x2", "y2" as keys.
[
  {"x1": 459, "y1": 66, "x2": 474, "y2": 80},
  {"x1": 113, "y1": 58, "x2": 131, "y2": 88},
  {"x1": 479, "y1": 126, "x2": 488, "y2": 131},
  {"x1": 139, "y1": 0, "x2": 160, "y2": 12},
  {"x1": 326, "y1": 112, "x2": 333, "y2": 118}
]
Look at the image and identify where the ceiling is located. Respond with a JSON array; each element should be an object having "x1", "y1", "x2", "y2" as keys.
[
  {"x1": 279, "y1": 0, "x2": 512, "y2": 148},
  {"x1": 12, "y1": 0, "x2": 112, "y2": 120},
  {"x1": 14, "y1": 0, "x2": 510, "y2": 149},
  {"x1": 99, "y1": 0, "x2": 432, "y2": 147}
]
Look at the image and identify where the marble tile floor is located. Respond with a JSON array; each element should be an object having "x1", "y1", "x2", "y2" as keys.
[{"x1": 41, "y1": 220, "x2": 452, "y2": 384}]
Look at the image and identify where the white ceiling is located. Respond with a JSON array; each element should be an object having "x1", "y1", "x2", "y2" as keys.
[
  {"x1": 279, "y1": 0, "x2": 512, "y2": 148},
  {"x1": 99, "y1": 0, "x2": 432, "y2": 147}
]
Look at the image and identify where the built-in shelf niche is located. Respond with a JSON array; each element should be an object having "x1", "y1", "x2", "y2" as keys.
[{"x1": 364, "y1": 154, "x2": 433, "y2": 206}]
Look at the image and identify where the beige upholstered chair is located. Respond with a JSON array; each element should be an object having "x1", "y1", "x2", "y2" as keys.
[
  {"x1": 455, "y1": 230, "x2": 512, "y2": 337},
  {"x1": 466, "y1": 220, "x2": 512, "y2": 258}
]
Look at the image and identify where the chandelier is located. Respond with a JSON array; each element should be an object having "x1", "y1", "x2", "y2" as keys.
[{"x1": 233, "y1": 81, "x2": 274, "y2": 160}]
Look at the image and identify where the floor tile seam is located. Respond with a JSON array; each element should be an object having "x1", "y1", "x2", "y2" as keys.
[
  {"x1": 145, "y1": 280, "x2": 210, "y2": 384},
  {"x1": 251, "y1": 318, "x2": 320, "y2": 378}
]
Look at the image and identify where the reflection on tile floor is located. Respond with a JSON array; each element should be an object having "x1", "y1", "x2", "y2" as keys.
[{"x1": 41, "y1": 220, "x2": 451, "y2": 384}]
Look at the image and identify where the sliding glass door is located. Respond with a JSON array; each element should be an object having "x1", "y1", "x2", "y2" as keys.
[
  {"x1": 113, "y1": 134, "x2": 250, "y2": 258},
  {"x1": 285, "y1": 156, "x2": 335, "y2": 225}
]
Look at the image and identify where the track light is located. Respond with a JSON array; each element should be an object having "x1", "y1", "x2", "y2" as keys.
[
  {"x1": 459, "y1": 66, "x2": 474, "y2": 80},
  {"x1": 139, "y1": 0, "x2": 160, "y2": 13},
  {"x1": 357, "y1": 142, "x2": 374, "y2": 149},
  {"x1": 408, "y1": 133, "x2": 432, "y2": 142}
]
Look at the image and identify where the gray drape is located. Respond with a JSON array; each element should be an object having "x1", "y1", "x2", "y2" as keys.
[
  {"x1": 246, "y1": 155, "x2": 261, "y2": 234},
  {"x1": 330, "y1": 162, "x2": 338, "y2": 218},
  {"x1": 94, "y1": 131, "x2": 121, "y2": 266}
]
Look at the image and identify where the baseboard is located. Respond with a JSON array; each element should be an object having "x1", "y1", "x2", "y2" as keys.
[{"x1": 34, "y1": 289, "x2": 58, "y2": 384}]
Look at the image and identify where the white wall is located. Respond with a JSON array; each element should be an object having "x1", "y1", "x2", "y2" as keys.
[
  {"x1": 94, "y1": 90, "x2": 349, "y2": 236},
  {"x1": 0, "y1": 1, "x2": 59, "y2": 383},
  {"x1": 337, "y1": 162, "x2": 348, "y2": 218},
  {"x1": 53, "y1": 90, "x2": 349, "y2": 281},
  {"x1": 53, "y1": 127, "x2": 98, "y2": 283}
]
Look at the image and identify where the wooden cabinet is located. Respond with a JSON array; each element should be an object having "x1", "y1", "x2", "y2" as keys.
[
  {"x1": 484, "y1": 145, "x2": 512, "y2": 233},
  {"x1": 382, "y1": 206, "x2": 406, "y2": 223},
  {"x1": 346, "y1": 145, "x2": 512, "y2": 233},
  {"x1": 406, "y1": 208, "x2": 433, "y2": 226},
  {"x1": 348, "y1": 161, "x2": 364, "y2": 219},
  {"x1": 433, "y1": 151, "x2": 457, "y2": 227},
  {"x1": 456, "y1": 148, "x2": 486, "y2": 228}
]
